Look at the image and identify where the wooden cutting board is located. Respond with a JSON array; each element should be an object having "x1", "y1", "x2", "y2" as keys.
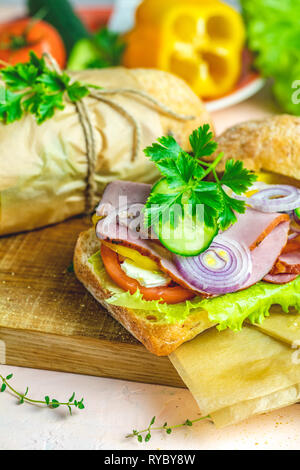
[{"x1": 0, "y1": 217, "x2": 184, "y2": 388}]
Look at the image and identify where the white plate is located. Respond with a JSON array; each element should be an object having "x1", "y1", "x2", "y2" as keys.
[
  {"x1": 205, "y1": 49, "x2": 265, "y2": 112},
  {"x1": 206, "y1": 76, "x2": 266, "y2": 112}
]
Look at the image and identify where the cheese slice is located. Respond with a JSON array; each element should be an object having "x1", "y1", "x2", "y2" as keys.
[
  {"x1": 211, "y1": 382, "x2": 300, "y2": 428},
  {"x1": 252, "y1": 305, "x2": 300, "y2": 347},
  {"x1": 169, "y1": 325, "x2": 300, "y2": 427},
  {"x1": 120, "y1": 258, "x2": 171, "y2": 288}
]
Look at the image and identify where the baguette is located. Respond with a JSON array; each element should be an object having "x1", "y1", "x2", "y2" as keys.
[
  {"x1": 0, "y1": 67, "x2": 212, "y2": 236},
  {"x1": 74, "y1": 228, "x2": 215, "y2": 356}
]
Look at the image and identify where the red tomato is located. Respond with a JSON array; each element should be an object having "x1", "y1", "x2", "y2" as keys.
[
  {"x1": 101, "y1": 244, "x2": 195, "y2": 304},
  {"x1": 0, "y1": 18, "x2": 66, "y2": 68}
]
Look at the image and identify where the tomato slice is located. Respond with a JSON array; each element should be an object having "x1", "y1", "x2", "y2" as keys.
[{"x1": 101, "y1": 244, "x2": 195, "y2": 304}]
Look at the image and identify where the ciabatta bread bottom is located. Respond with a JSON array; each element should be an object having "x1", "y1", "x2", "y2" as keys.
[{"x1": 74, "y1": 228, "x2": 214, "y2": 356}]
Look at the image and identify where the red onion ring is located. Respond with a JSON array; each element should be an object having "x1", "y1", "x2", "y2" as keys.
[
  {"x1": 247, "y1": 185, "x2": 300, "y2": 213},
  {"x1": 174, "y1": 236, "x2": 252, "y2": 295}
]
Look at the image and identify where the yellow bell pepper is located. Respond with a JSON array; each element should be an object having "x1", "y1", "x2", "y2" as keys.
[
  {"x1": 92, "y1": 213, "x2": 159, "y2": 270},
  {"x1": 124, "y1": 0, "x2": 245, "y2": 99},
  {"x1": 101, "y1": 241, "x2": 159, "y2": 271}
]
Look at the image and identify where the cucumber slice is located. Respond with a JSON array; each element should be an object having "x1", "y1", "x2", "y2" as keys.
[{"x1": 150, "y1": 179, "x2": 218, "y2": 256}]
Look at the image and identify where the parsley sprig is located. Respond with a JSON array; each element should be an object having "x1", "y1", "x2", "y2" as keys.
[
  {"x1": 126, "y1": 414, "x2": 210, "y2": 443},
  {"x1": 0, "y1": 373, "x2": 85, "y2": 415},
  {"x1": 144, "y1": 124, "x2": 257, "y2": 231},
  {"x1": 0, "y1": 51, "x2": 95, "y2": 124}
]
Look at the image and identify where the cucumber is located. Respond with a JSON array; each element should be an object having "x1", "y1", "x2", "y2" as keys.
[
  {"x1": 27, "y1": 0, "x2": 90, "y2": 55},
  {"x1": 68, "y1": 39, "x2": 100, "y2": 71},
  {"x1": 150, "y1": 179, "x2": 218, "y2": 257}
]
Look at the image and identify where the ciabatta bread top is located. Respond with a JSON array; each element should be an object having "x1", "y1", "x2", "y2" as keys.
[{"x1": 214, "y1": 115, "x2": 300, "y2": 182}]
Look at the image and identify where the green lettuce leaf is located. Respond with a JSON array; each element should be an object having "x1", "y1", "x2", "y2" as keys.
[
  {"x1": 89, "y1": 251, "x2": 300, "y2": 330},
  {"x1": 241, "y1": 0, "x2": 300, "y2": 115}
]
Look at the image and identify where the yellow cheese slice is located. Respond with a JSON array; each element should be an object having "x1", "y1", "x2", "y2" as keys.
[
  {"x1": 252, "y1": 306, "x2": 300, "y2": 347},
  {"x1": 211, "y1": 382, "x2": 300, "y2": 428},
  {"x1": 169, "y1": 326, "x2": 300, "y2": 427}
]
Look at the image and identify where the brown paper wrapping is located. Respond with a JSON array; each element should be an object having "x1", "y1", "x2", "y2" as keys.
[
  {"x1": 170, "y1": 324, "x2": 300, "y2": 427},
  {"x1": 0, "y1": 67, "x2": 211, "y2": 235}
]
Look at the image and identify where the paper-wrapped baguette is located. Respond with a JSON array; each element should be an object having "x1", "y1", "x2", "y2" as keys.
[{"x1": 0, "y1": 67, "x2": 211, "y2": 236}]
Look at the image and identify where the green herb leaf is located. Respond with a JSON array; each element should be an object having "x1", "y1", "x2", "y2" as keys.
[
  {"x1": 50, "y1": 399, "x2": 60, "y2": 409},
  {"x1": 35, "y1": 92, "x2": 65, "y2": 124},
  {"x1": 67, "y1": 82, "x2": 90, "y2": 102},
  {"x1": 0, "y1": 51, "x2": 91, "y2": 125},
  {"x1": 1, "y1": 64, "x2": 39, "y2": 91},
  {"x1": 144, "y1": 135, "x2": 182, "y2": 163},
  {"x1": 6, "y1": 374, "x2": 13, "y2": 380},
  {"x1": 220, "y1": 159, "x2": 257, "y2": 195},
  {"x1": 37, "y1": 71, "x2": 70, "y2": 92},
  {"x1": 144, "y1": 124, "x2": 256, "y2": 237},
  {"x1": 218, "y1": 189, "x2": 246, "y2": 231},
  {"x1": 189, "y1": 124, "x2": 218, "y2": 159},
  {"x1": 0, "y1": 89, "x2": 24, "y2": 124},
  {"x1": 144, "y1": 191, "x2": 183, "y2": 228},
  {"x1": 185, "y1": 419, "x2": 193, "y2": 427},
  {"x1": 77, "y1": 399, "x2": 85, "y2": 410}
]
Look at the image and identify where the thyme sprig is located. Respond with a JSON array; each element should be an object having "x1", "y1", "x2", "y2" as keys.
[
  {"x1": 0, "y1": 373, "x2": 85, "y2": 415},
  {"x1": 126, "y1": 414, "x2": 210, "y2": 443}
]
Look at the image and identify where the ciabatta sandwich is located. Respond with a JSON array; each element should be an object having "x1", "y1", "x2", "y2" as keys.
[{"x1": 75, "y1": 117, "x2": 300, "y2": 356}]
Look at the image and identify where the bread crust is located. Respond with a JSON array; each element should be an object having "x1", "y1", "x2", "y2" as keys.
[
  {"x1": 132, "y1": 69, "x2": 213, "y2": 149},
  {"x1": 74, "y1": 228, "x2": 214, "y2": 356},
  {"x1": 214, "y1": 114, "x2": 300, "y2": 181}
]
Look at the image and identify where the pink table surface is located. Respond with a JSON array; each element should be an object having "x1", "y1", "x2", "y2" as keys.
[{"x1": 0, "y1": 5, "x2": 299, "y2": 451}]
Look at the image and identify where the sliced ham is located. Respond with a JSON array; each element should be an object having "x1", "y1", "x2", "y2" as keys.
[
  {"x1": 263, "y1": 273, "x2": 298, "y2": 284},
  {"x1": 96, "y1": 181, "x2": 151, "y2": 217},
  {"x1": 243, "y1": 222, "x2": 290, "y2": 289},
  {"x1": 270, "y1": 252, "x2": 300, "y2": 275},
  {"x1": 96, "y1": 181, "x2": 292, "y2": 294},
  {"x1": 224, "y1": 208, "x2": 289, "y2": 251},
  {"x1": 98, "y1": 221, "x2": 209, "y2": 295},
  {"x1": 282, "y1": 239, "x2": 300, "y2": 254}
]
